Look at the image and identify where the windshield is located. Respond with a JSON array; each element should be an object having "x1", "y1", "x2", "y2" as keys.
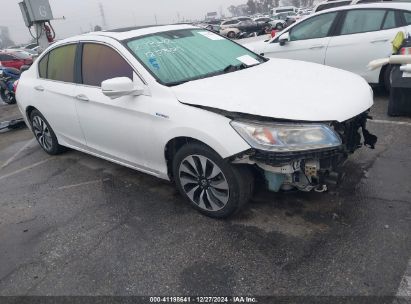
[{"x1": 126, "y1": 29, "x2": 265, "y2": 86}]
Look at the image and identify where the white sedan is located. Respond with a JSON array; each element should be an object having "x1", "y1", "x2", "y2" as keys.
[
  {"x1": 17, "y1": 24, "x2": 376, "y2": 218},
  {"x1": 246, "y1": 3, "x2": 411, "y2": 90}
]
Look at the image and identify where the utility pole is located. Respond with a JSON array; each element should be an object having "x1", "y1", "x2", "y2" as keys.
[
  {"x1": 19, "y1": 0, "x2": 55, "y2": 53},
  {"x1": 99, "y1": 2, "x2": 107, "y2": 29},
  {"x1": 154, "y1": 14, "x2": 158, "y2": 25}
]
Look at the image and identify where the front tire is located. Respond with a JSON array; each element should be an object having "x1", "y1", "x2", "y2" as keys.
[
  {"x1": 173, "y1": 143, "x2": 254, "y2": 218},
  {"x1": 30, "y1": 109, "x2": 65, "y2": 155}
]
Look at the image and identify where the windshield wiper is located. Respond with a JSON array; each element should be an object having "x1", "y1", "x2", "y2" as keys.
[
  {"x1": 166, "y1": 62, "x2": 261, "y2": 86},
  {"x1": 168, "y1": 80, "x2": 188, "y2": 86},
  {"x1": 223, "y1": 63, "x2": 247, "y2": 73}
]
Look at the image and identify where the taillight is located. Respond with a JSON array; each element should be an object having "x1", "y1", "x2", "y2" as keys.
[
  {"x1": 400, "y1": 47, "x2": 411, "y2": 55},
  {"x1": 13, "y1": 80, "x2": 19, "y2": 93}
]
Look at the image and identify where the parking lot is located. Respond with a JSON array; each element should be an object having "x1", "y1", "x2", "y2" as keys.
[{"x1": 0, "y1": 90, "x2": 410, "y2": 298}]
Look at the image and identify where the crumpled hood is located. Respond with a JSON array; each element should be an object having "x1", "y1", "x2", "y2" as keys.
[{"x1": 171, "y1": 59, "x2": 373, "y2": 122}]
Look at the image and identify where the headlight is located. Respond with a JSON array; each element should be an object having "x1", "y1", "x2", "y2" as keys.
[{"x1": 230, "y1": 120, "x2": 342, "y2": 152}]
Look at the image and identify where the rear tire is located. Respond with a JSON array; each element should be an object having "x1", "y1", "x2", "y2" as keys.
[
  {"x1": 173, "y1": 143, "x2": 254, "y2": 218},
  {"x1": 29, "y1": 109, "x2": 66, "y2": 155}
]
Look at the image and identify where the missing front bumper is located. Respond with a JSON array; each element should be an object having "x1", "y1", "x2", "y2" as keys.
[{"x1": 231, "y1": 112, "x2": 377, "y2": 193}]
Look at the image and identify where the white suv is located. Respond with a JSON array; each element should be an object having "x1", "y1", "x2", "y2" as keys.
[
  {"x1": 16, "y1": 24, "x2": 376, "y2": 218},
  {"x1": 246, "y1": 3, "x2": 411, "y2": 91}
]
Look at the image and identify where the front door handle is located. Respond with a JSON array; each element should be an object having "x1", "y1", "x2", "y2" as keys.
[
  {"x1": 75, "y1": 94, "x2": 89, "y2": 102},
  {"x1": 34, "y1": 85, "x2": 44, "y2": 92},
  {"x1": 310, "y1": 45, "x2": 324, "y2": 49}
]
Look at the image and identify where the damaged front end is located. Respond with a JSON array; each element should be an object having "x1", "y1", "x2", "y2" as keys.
[{"x1": 229, "y1": 111, "x2": 377, "y2": 193}]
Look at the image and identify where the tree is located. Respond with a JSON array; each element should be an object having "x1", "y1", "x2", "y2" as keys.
[
  {"x1": 247, "y1": 0, "x2": 257, "y2": 15},
  {"x1": 259, "y1": 0, "x2": 275, "y2": 13},
  {"x1": 228, "y1": 5, "x2": 238, "y2": 16},
  {"x1": 94, "y1": 25, "x2": 102, "y2": 31},
  {"x1": 290, "y1": 0, "x2": 301, "y2": 7}
]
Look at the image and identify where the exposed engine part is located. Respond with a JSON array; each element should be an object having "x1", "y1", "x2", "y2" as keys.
[
  {"x1": 315, "y1": 185, "x2": 328, "y2": 193},
  {"x1": 256, "y1": 161, "x2": 301, "y2": 174},
  {"x1": 323, "y1": 171, "x2": 341, "y2": 185},
  {"x1": 229, "y1": 111, "x2": 377, "y2": 193},
  {"x1": 292, "y1": 172, "x2": 317, "y2": 192},
  {"x1": 304, "y1": 160, "x2": 320, "y2": 178},
  {"x1": 264, "y1": 171, "x2": 286, "y2": 192}
]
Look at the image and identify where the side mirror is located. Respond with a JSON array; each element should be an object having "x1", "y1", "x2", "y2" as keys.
[
  {"x1": 279, "y1": 32, "x2": 290, "y2": 46},
  {"x1": 101, "y1": 77, "x2": 144, "y2": 99}
]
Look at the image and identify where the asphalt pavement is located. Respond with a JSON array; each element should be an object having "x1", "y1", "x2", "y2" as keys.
[{"x1": 0, "y1": 91, "x2": 410, "y2": 300}]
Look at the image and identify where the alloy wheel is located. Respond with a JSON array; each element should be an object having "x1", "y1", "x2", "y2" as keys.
[
  {"x1": 178, "y1": 155, "x2": 230, "y2": 212},
  {"x1": 32, "y1": 115, "x2": 53, "y2": 151}
]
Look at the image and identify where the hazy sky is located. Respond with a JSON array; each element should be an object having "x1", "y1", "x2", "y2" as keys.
[{"x1": 5, "y1": 0, "x2": 247, "y2": 44}]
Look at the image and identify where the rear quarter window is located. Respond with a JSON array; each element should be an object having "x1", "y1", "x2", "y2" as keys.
[{"x1": 38, "y1": 54, "x2": 49, "y2": 78}]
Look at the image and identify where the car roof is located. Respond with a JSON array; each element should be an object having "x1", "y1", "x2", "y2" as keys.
[
  {"x1": 56, "y1": 24, "x2": 198, "y2": 44},
  {"x1": 316, "y1": 2, "x2": 411, "y2": 13}
]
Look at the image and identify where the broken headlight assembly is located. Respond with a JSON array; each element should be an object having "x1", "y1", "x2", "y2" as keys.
[{"x1": 230, "y1": 120, "x2": 342, "y2": 152}]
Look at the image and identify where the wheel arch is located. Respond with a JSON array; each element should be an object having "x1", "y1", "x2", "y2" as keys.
[
  {"x1": 26, "y1": 105, "x2": 37, "y2": 120},
  {"x1": 164, "y1": 137, "x2": 219, "y2": 181}
]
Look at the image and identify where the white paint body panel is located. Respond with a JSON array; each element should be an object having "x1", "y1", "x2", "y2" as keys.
[
  {"x1": 172, "y1": 59, "x2": 373, "y2": 123},
  {"x1": 16, "y1": 24, "x2": 373, "y2": 181}
]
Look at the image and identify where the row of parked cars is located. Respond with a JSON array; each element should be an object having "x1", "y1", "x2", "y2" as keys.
[
  {"x1": 0, "y1": 44, "x2": 37, "y2": 104},
  {"x1": 199, "y1": 13, "x2": 302, "y2": 39},
  {"x1": 199, "y1": 0, "x2": 399, "y2": 39}
]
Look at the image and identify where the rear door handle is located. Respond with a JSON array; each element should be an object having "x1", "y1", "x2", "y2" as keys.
[
  {"x1": 371, "y1": 39, "x2": 389, "y2": 43},
  {"x1": 310, "y1": 45, "x2": 324, "y2": 49},
  {"x1": 34, "y1": 85, "x2": 44, "y2": 92},
  {"x1": 75, "y1": 94, "x2": 89, "y2": 102}
]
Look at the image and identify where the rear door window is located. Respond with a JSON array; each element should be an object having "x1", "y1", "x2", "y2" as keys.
[
  {"x1": 81, "y1": 43, "x2": 134, "y2": 87},
  {"x1": 46, "y1": 44, "x2": 77, "y2": 82},
  {"x1": 382, "y1": 10, "x2": 396, "y2": 30},
  {"x1": 340, "y1": 9, "x2": 386, "y2": 35},
  {"x1": 38, "y1": 53, "x2": 49, "y2": 78}
]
